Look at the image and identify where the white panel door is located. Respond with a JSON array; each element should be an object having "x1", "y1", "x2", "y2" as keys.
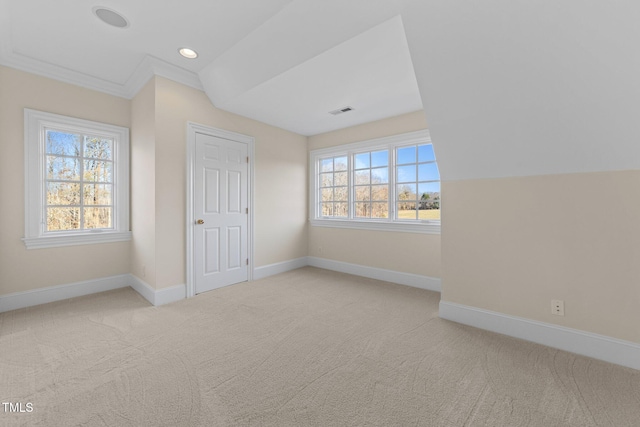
[{"x1": 194, "y1": 132, "x2": 248, "y2": 294}]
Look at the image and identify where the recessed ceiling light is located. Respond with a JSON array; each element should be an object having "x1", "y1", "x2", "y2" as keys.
[
  {"x1": 93, "y1": 7, "x2": 129, "y2": 29},
  {"x1": 178, "y1": 48, "x2": 199, "y2": 59},
  {"x1": 329, "y1": 106, "x2": 354, "y2": 115}
]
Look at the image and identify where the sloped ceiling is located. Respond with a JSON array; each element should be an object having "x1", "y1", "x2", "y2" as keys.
[
  {"x1": 401, "y1": 0, "x2": 640, "y2": 181},
  {"x1": 0, "y1": 0, "x2": 422, "y2": 136},
  {"x1": 4, "y1": 0, "x2": 638, "y2": 176},
  {"x1": 204, "y1": 15, "x2": 422, "y2": 136}
]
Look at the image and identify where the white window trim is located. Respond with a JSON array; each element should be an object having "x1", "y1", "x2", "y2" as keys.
[
  {"x1": 23, "y1": 109, "x2": 131, "y2": 249},
  {"x1": 309, "y1": 130, "x2": 440, "y2": 235}
]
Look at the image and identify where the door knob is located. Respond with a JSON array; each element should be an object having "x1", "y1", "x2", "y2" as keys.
[{"x1": 196, "y1": 219, "x2": 204, "y2": 225}]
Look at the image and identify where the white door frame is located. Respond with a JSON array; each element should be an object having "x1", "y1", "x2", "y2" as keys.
[{"x1": 186, "y1": 122, "x2": 255, "y2": 298}]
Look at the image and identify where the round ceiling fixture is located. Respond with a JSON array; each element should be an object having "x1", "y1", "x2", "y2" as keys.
[
  {"x1": 93, "y1": 7, "x2": 129, "y2": 29},
  {"x1": 178, "y1": 48, "x2": 199, "y2": 59}
]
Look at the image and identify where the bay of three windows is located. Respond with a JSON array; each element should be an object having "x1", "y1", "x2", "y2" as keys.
[{"x1": 317, "y1": 139, "x2": 440, "y2": 222}]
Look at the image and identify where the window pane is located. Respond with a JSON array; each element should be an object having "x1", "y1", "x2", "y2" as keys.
[
  {"x1": 418, "y1": 182, "x2": 440, "y2": 195},
  {"x1": 371, "y1": 167, "x2": 388, "y2": 184},
  {"x1": 47, "y1": 207, "x2": 80, "y2": 231},
  {"x1": 334, "y1": 171, "x2": 348, "y2": 186},
  {"x1": 334, "y1": 203, "x2": 348, "y2": 217},
  {"x1": 83, "y1": 184, "x2": 112, "y2": 205},
  {"x1": 27, "y1": 111, "x2": 129, "y2": 242},
  {"x1": 418, "y1": 144, "x2": 436, "y2": 162},
  {"x1": 84, "y1": 136, "x2": 113, "y2": 160},
  {"x1": 419, "y1": 207, "x2": 440, "y2": 220},
  {"x1": 320, "y1": 173, "x2": 333, "y2": 187},
  {"x1": 84, "y1": 160, "x2": 113, "y2": 182},
  {"x1": 397, "y1": 184, "x2": 417, "y2": 201},
  {"x1": 419, "y1": 194, "x2": 440, "y2": 211},
  {"x1": 371, "y1": 150, "x2": 388, "y2": 167},
  {"x1": 354, "y1": 202, "x2": 371, "y2": 218},
  {"x1": 84, "y1": 207, "x2": 112, "y2": 229},
  {"x1": 46, "y1": 130, "x2": 80, "y2": 156},
  {"x1": 334, "y1": 157, "x2": 348, "y2": 171},
  {"x1": 418, "y1": 163, "x2": 440, "y2": 181},
  {"x1": 355, "y1": 170, "x2": 370, "y2": 185},
  {"x1": 397, "y1": 203, "x2": 417, "y2": 220},
  {"x1": 355, "y1": 186, "x2": 370, "y2": 201},
  {"x1": 371, "y1": 203, "x2": 388, "y2": 218},
  {"x1": 47, "y1": 156, "x2": 80, "y2": 180},
  {"x1": 47, "y1": 182, "x2": 80, "y2": 205},
  {"x1": 397, "y1": 165, "x2": 416, "y2": 183},
  {"x1": 354, "y1": 152, "x2": 370, "y2": 169},
  {"x1": 371, "y1": 185, "x2": 388, "y2": 201},
  {"x1": 397, "y1": 146, "x2": 416, "y2": 164},
  {"x1": 313, "y1": 135, "x2": 439, "y2": 225},
  {"x1": 334, "y1": 186, "x2": 348, "y2": 202}
]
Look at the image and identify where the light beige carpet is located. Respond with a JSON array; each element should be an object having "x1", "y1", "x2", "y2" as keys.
[{"x1": 1, "y1": 267, "x2": 639, "y2": 426}]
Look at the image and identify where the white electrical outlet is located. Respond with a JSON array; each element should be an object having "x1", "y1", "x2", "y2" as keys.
[
  {"x1": 551, "y1": 299, "x2": 565, "y2": 316},
  {"x1": 318, "y1": 246, "x2": 323, "y2": 254}
]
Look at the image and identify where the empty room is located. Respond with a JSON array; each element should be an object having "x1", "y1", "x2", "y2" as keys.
[{"x1": 1, "y1": 0, "x2": 639, "y2": 425}]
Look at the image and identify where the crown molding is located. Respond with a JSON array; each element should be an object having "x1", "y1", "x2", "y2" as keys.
[
  {"x1": 127, "y1": 55, "x2": 204, "y2": 96},
  {"x1": 0, "y1": 47, "x2": 203, "y2": 100},
  {"x1": 0, "y1": 49, "x2": 131, "y2": 97}
]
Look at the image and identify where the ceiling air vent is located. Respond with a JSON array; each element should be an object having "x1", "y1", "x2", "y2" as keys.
[{"x1": 329, "y1": 106, "x2": 354, "y2": 115}]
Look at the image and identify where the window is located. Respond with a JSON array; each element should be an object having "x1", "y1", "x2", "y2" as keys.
[
  {"x1": 354, "y1": 150, "x2": 389, "y2": 219},
  {"x1": 24, "y1": 109, "x2": 131, "y2": 249},
  {"x1": 320, "y1": 155, "x2": 348, "y2": 217},
  {"x1": 310, "y1": 130, "x2": 440, "y2": 234},
  {"x1": 396, "y1": 144, "x2": 440, "y2": 220}
]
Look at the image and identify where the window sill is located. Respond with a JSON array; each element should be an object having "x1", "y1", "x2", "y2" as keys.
[
  {"x1": 309, "y1": 219, "x2": 440, "y2": 235},
  {"x1": 23, "y1": 231, "x2": 132, "y2": 250}
]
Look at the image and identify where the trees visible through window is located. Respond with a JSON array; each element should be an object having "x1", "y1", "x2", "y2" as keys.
[
  {"x1": 354, "y1": 150, "x2": 389, "y2": 218},
  {"x1": 396, "y1": 144, "x2": 440, "y2": 220},
  {"x1": 319, "y1": 155, "x2": 348, "y2": 217},
  {"x1": 46, "y1": 130, "x2": 114, "y2": 231},
  {"x1": 24, "y1": 109, "x2": 130, "y2": 249},
  {"x1": 310, "y1": 130, "x2": 440, "y2": 234}
]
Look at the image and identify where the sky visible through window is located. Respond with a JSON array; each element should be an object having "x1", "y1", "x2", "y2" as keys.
[
  {"x1": 319, "y1": 143, "x2": 440, "y2": 221},
  {"x1": 396, "y1": 144, "x2": 440, "y2": 220},
  {"x1": 45, "y1": 129, "x2": 114, "y2": 231}
]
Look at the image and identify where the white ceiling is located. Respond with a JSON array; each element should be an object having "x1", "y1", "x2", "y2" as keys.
[{"x1": 0, "y1": 0, "x2": 422, "y2": 136}]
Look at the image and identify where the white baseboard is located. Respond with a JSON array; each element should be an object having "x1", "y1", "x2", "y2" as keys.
[
  {"x1": 129, "y1": 275, "x2": 185, "y2": 306},
  {"x1": 128, "y1": 275, "x2": 156, "y2": 305},
  {"x1": 0, "y1": 274, "x2": 186, "y2": 313},
  {"x1": 252, "y1": 256, "x2": 441, "y2": 292},
  {"x1": 0, "y1": 274, "x2": 130, "y2": 313},
  {"x1": 439, "y1": 301, "x2": 640, "y2": 371},
  {"x1": 253, "y1": 257, "x2": 309, "y2": 280},
  {"x1": 307, "y1": 256, "x2": 441, "y2": 292},
  {"x1": 155, "y1": 283, "x2": 186, "y2": 305},
  {"x1": 0, "y1": 258, "x2": 435, "y2": 312}
]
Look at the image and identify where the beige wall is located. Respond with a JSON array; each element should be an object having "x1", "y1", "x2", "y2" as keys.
[
  {"x1": 0, "y1": 68, "x2": 307, "y2": 296},
  {"x1": 2, "y1": 63, "x2": 636, "y2": 354},
  {"x1": 152, "y1": 77, "x2": 308, "y2": 288},
  {"x1": 130, "y1": 79, "x2": 157, "y2": 286},
  {"x1": 309, "y1": 227, "x2": 440, "y2": 277},
  {"x1": 0, "y1": 66, "x2": 131, "y2": 296},
  {"x1": 442, "y1": 170, "x2": 640, "y2": 343},
  {"x1": 307, "y1": 111, "x2": 441, "y2": 278}
]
